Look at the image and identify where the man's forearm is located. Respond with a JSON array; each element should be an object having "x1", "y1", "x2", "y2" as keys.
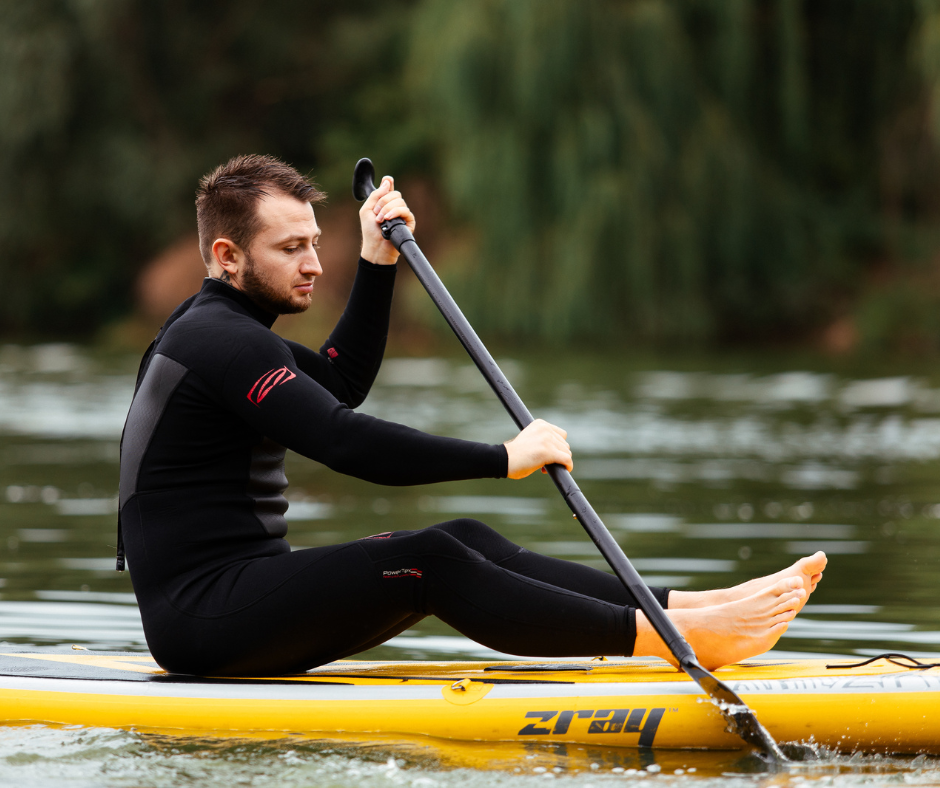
[{"x1": 316, "y1": 257, "x2": 397, "y2": 406}]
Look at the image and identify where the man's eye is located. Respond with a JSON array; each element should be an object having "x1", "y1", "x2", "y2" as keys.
[{"x1": 285, "y1": 247, "x2": 298, "y2": 253}]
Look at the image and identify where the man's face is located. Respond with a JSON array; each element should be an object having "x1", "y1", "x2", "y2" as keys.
[{"x1": 240, "y1": 192, "x2": 322, "y2": 315}]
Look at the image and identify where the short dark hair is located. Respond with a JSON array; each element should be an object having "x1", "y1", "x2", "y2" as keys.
[{"x1": 195, "y1": 154, "x2": 326, "y2": 266}]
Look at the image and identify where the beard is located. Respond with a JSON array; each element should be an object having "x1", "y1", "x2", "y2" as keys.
[{"x1": 241, "y1": 251, "x2": 312, "y2": 315}]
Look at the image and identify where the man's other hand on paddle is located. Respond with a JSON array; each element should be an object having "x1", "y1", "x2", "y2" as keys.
[
  {"x1": 360, "y1": 175, "x2": 415, "y2": 266},
  {"x1": 503, "y1": 419, "x2": 573, "y2": 479}
]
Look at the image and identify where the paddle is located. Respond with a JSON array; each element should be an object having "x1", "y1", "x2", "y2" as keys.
[{"x1": 352, "y1": 158, "x2": 787, "y2": 763}]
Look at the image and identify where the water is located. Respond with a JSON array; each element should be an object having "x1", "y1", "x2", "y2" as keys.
[{"x1": 2, "y1": 343, "x2": 940, "y2": 784}]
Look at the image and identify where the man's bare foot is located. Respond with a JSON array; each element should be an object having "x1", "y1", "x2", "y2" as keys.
[
  {"x1": 668, "y1": 551, "x2": 826, "y2": 613},
  {"x1": 635, "y1": 577, "x2": 807, "y2": 670}
]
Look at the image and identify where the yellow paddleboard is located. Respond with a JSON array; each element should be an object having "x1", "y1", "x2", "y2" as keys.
[{"x1": 0, "y1": 651, "x2": 936, "y2": 754}]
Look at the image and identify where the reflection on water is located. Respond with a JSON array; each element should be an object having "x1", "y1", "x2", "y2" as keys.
[
  {"x1": 0, "y1": 600, "x2": 146, "y2": 648},
  {"x1": 1, "y1": 724, "x2": 939, "y2": 786},
  {"x1": 2, "y1": 345, "x2": 940, "y2": 783}
]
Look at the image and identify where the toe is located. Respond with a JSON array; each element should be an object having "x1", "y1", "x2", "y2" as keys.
[
  {"x1": 781, "y1": 576, "x2": 803, "y2": 592},
  {"x1": 768, "y1": 621, "x2": 790, "y2": 637},
  {"x1": 773, "y1": 593, "x2": 803, "y2": 614},
  {"x1": 785, "y1": 594, "x2": 803, "y2": 610},
  {"x1": 763, "y1": 577, "x2": 801, "y2": 601},
  {"x1": 798, "y1": 551, "x2": 828, "y2": 576}
]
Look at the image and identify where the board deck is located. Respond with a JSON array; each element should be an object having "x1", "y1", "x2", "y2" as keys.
[{"x1": 0, "y1": 650, "x2": 937, "y2": 754}]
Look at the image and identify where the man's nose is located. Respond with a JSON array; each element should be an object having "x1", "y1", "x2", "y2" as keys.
[{"x1": 301, "y1": 250, "x2": 322, "y2": 276}]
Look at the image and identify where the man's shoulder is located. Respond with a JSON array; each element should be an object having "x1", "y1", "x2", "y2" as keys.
[{"x1": 157, "y1": 296, "x2": 287, "y2": 375}]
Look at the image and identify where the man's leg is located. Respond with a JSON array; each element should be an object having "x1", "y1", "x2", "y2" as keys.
[
  {"x1": 359, "y1": 524, "x2": 807, "y2": 668},
  {"x1": 144, "y1": 540, "x2": 428, "y2": 676},
  {"x1": 406, "y1": 519, "x2": 817, "y2": 670},
  {"x1": 358, "y1": 525, "x2": 636, "y2": 658},
  {"x1": 147, "y1": 528, "x2": 637, "y2": 676},
  {"x1": 423, "y1": 518, "x2": 825, "y2": 617},
  {"x1": 147, "y1": 522, "x2": 814, "y2": 676},
  {"x1": 415, "y1": 519, "x2": 670, "y2": 609}
]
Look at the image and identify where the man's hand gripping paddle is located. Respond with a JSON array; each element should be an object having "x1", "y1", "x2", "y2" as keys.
[{"x1": 353, "y1": 157, "x2": 788, "y2": 764}]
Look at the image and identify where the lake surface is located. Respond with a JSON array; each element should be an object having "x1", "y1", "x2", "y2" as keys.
[{"x1": 1, "y1": 342, "x2": 940, "y2": 785}]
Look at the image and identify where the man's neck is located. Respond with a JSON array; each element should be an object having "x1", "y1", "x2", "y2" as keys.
[{"x1": 202, "y1": 278, "x2": 278, "y2": 328}]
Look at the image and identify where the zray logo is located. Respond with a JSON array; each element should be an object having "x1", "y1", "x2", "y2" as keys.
[
  {"x1": 518, "y1": 707, "x2": 665, "y2": 747},
  {"x1": 247, "y1": 366, "x2": 297, "y2": 406}
]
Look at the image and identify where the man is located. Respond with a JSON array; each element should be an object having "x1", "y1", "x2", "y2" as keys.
[{"x1": 118, "y1": 154, "x2": 826, "y2": 676}]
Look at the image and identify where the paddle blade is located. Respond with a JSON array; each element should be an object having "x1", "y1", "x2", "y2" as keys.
[{"x1": 684, "y1": 660, "x2": 788, "y2": 764}]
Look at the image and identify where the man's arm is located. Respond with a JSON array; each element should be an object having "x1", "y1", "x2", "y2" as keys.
[
  {"x1": 227, "y1": 323, "x2": 571, "y2": 485},
  {"x1": 285, "y1": 258, "x2": 396, "y2": 408},
  {"x1": 226, "y1": 335, "x2": 507, "y2": 485},
  {"x1": 286, "y1": 175, "x2": 415, "y2": 407}
]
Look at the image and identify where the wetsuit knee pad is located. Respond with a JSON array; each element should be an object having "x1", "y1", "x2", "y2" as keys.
[
  {"x1": 359, "y1": 525, "x2": 486, "y2": 565},
  {"x1": 428, "y1": 518, "x2": 525, "y2": 564}
]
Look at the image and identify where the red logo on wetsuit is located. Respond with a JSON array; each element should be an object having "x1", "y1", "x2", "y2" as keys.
[
  {"x1": 382, "y1": 568, "x2": 423, "y2": 579},
  {"x1": 247, "y1": 366, "x2": 296, "y2": 406}
]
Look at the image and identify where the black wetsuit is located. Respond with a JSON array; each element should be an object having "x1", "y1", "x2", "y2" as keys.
[{"x1": 118, "y1": 259, "x2": 668, "y2": 676}]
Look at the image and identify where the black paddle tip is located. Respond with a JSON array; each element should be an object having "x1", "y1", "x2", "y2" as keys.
[{"x1": 353, "y1": 158, "x2": 376, "y2": 201}]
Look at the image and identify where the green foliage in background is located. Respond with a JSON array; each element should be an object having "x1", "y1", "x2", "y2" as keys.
[
  {"x1": 0, "y1": 0, "x2": 409, "y2": 336},
  {"x1": 2, "y1": 0, "x2": 940, "y2": 348},
  {"x1": 409, "y1": 0, "x2": 925, "y2": 344}
]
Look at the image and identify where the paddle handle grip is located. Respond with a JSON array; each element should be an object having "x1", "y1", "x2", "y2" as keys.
[{"x1": 382, "y1": 218, "x2": 697, "y2": 665}]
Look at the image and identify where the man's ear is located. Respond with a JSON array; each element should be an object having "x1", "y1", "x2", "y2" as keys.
[{"x1": 211, "y1": 238, "x2": 242, "y2": 279}]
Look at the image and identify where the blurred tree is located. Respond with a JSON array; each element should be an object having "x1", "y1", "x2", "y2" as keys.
[
  {"x1": 1, "y1": 0, "x2": 939, "y2": 348},
  {"x1": 407, "y1": 0, "x2": 926, "y2": 344},
  {"x1": 0, "y1": 0, "x2": 411, "y2": 337}
]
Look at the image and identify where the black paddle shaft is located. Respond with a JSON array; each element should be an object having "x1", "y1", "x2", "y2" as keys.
[{"x1": 352, "y1": 158, "x2": 786, "y2": 762}]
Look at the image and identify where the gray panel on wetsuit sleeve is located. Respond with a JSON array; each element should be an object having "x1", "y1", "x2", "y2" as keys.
[
  {"x1": 119, "y1": 354, "x2": 188, "y2": 508},
  {"x1": 248, "y1": 437, "x2": 289, "y2": 537}
]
